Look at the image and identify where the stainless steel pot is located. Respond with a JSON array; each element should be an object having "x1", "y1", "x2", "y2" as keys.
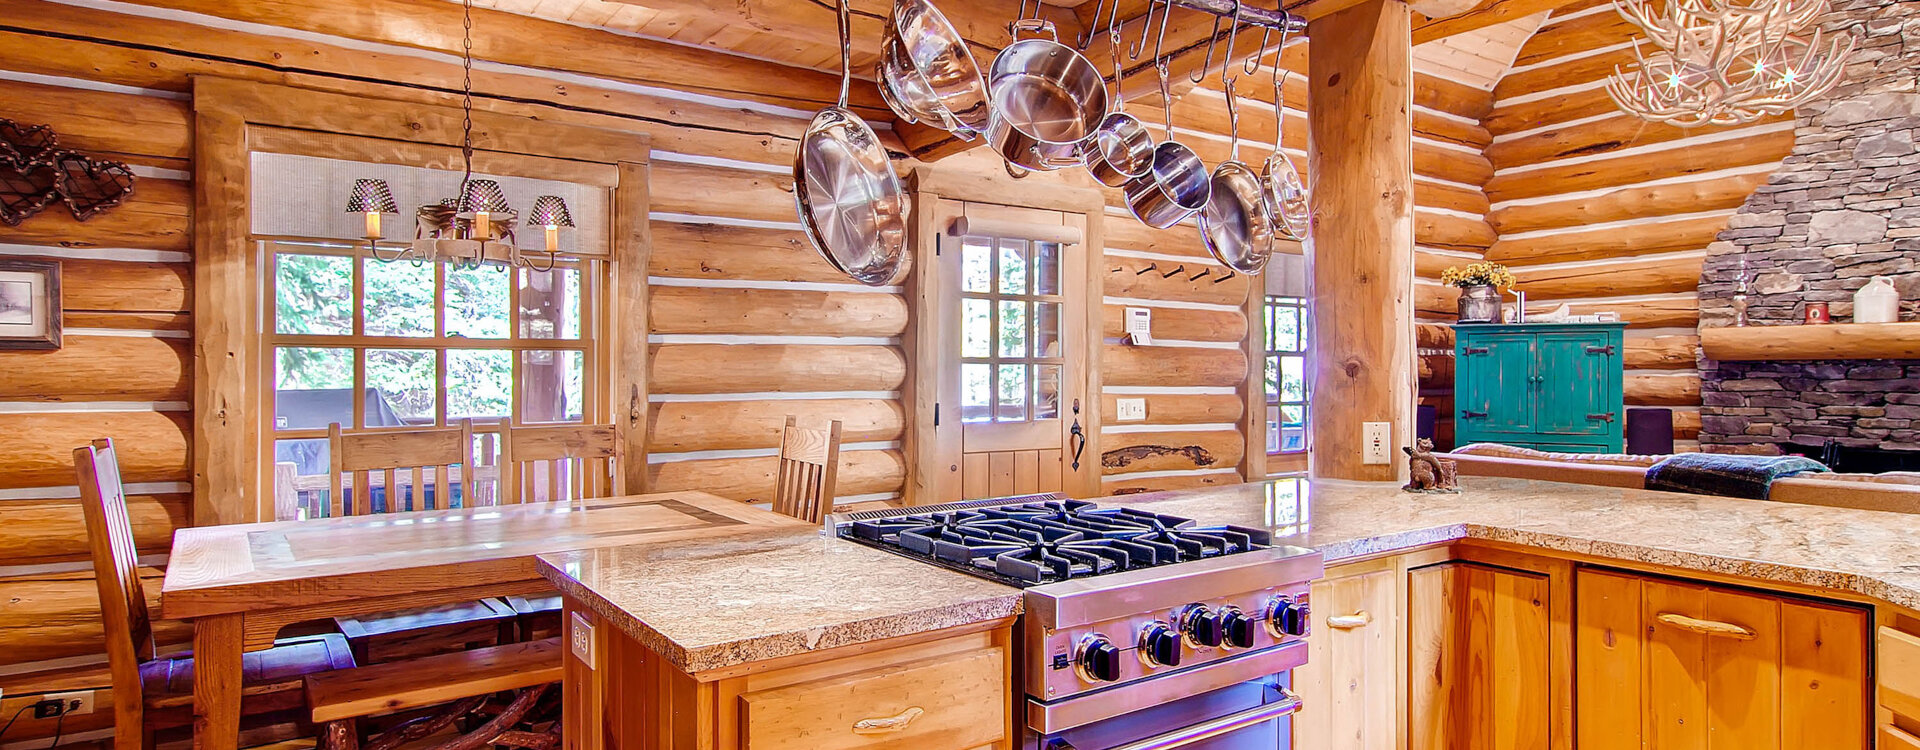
[
  {"x1": 794, "y1": 0, "x2": 911, "y2": 286},
  {"x1": 986, "y1": 19, "x2": 1110, "y2": 172},
  {"x1": 1200, "y1": 76, "x2": 1276, "y2": 274},
  {"x1": 876, "y1": 0, "x2": 990, "y2": 139},
  {"x1": 1124, "y1": 140, "x2": 1211, "y2": 229},
  {"x1": 1081, "y1": 0, "x2": 1154, "y2": 186}
]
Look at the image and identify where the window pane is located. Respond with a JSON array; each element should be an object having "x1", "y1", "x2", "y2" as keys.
[
  {"x1": 1271, "y1": 305, "x2": 1300, "y2": 352},
  {"x1": 998, "y1": 300, "x2": 1027, "y2": 358},
  {"x1": 447, "y1": 349, "x2": 512, "y2": 419},
  {"x1": 362, "y1": 257, "x2": 434, "y2": 337},
  {"x1": 272, "y1": 438, "x2": 330, "y2": 520},
  {"x1": 1034, "y1": 242, "x2": 1060, "y2": 295},
  {"x1": 996, "y1": 364, "x2": 1027, "y2": 422},
  {"x1": 445, "y1": 265, "x2": 510, "y2": 339},
  {"x1": 962, "y1": 240, "x2": 992, "y2": 293},
  {"x1": 997, "y1": 239, "x2": 1028, "y2": 295},
  {"x1": 961, "y1": 363, "x2": 992, "y2": 423},
  {"x1": 962, "y1": 298, "x2": 992, "y2": 358},
  {"x1": 1281, "y1": 355, "x2": 1307, "y2": 403},
  {"x1": 1265, "y1": 354, "x2": 1280, "y2": 401},
  {"x1": 519, "y1": 266, "x2": 581, "y2": 340},
  {"x1": 1033, "y1": 302, "x2": 1060, "y2": 359},
  {"x1": 366, "y1": 348, "x2": 436, "y2": 426},
  {"x1": 1033, "y1": 364, "x2": 1059, "y2": 420},
  {"x1": 274, "y1": 347, "x2": 353, "y2": 430},
  {"x1": 275, "y1": 254, "x2": 352, "y2": 335},
  {"x1": 1266, "y1": 406, "x2": 1281, "y2": 453},
  {"x1": 521, "y1": 350, "x2": 584, "y2": 423}
]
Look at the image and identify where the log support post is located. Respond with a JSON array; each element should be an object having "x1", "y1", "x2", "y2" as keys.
[{"x1": 1306, "y1": 0, "x2": 1416, "y2": 482}]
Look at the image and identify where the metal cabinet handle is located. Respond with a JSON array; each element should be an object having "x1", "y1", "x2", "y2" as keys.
[
  {"x1": 1585, "y1": 344, "x2": 1616, "y2": 355},
  {"x1": 1655, "y1": 613, "x2": 1755, "y2": 640},
  {"x1": 1461, "y1": 346, "x2": 1489, "y2": 355},
  {"x1": 1461, "y1": 410, "x2": 1487, "y2": 419},
  {"x1": 853, "y1": 706, "x2": 924, "y2": 735},
  {"x1": 1102, "y1": 691, "x2": 1303, "y2": 750},
  {"x1": 1327, "y1": 612, "x2": 1371, "y2": 629},
  {"x1": 1587, "y1": 412, "x2": 1616, "y2": 422}
]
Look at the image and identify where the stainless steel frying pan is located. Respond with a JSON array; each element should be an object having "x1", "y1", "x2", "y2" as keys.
[
  {"x1": 876, "y1": 0, "x2": 991, "y2": 140},
  {"x1": 1263, "y1": 42, "x2": 1310, "y2": 242},
  {"x1": 1200, "y1": 79, "x2": 1276, "y2": 274},
  {"x1": 795, "y1": 0, "x2": 911, "y2": 286}
]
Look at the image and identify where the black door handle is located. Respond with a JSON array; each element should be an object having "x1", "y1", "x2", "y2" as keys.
[
  {"x1": 1069, "y1": 419, "x2": 1087, "y2": 471},
  {"x1": 1461, "y1": 410, "x2": 1488, "y2": 419},
  {"x1": 1585, "y1": 344, "x2": 1616, "y2": 355}
]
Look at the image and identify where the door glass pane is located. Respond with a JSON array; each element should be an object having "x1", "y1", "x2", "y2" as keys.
[
  {"x1": 362, "y1": 257, "x2": 434, "y2": 337},
  {"x1": 447, "y1": 349, "x2": 512, "y2": 419},
  {"x1": 998, "y1": 300, "x2": 1027, "y2": 358},
  {"x1": 521, "y1": 350, "x2": 584, "y2": 423},
  {"x1": 1034, "y1": 365, "x2": 1060, "y2": 420},
  {"x1": 519, "y1": 266, "x2": 580, "y2": 340},
  {"x1": 445, "y1": 266, "x2": 510, "y2": 339},
  {"x1": 962, "y1": 240, "x2": 993, "y2": 293},
  {"x1": 997, "y1": 239, "x2": 1028, "y2": 295},
  {"x1": 962, "y1": 298, "x2": 992, "y2": 358},
  {"x1": 996, "y1": 364, "x2": 1027, "y2": 422},
  {"x1": 274, "y1": 347, "x2": 353, "y2": 430},
  {"x1": 961, "y1": 363, "x2": 992, "y2": 423},
  {"x1": 1034, "y1": 242, "x2": 1060, "y2": 295},
  {"x1": 365, "y1": 348, "x2": 436, "y2": 426},
  {"x1": 275, "y1": 254, "x2": 352, "y2": 335},
  {"x1": 1033, "y1": 302, "x2": 1060, "y2": 358}
]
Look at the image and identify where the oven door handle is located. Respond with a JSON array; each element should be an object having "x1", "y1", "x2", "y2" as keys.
[{"x1": 1047, "y1": 691, "x2": 1303, "y2": 750}]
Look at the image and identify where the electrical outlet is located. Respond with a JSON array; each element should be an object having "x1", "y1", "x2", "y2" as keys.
[
  {"x1": 1116, "y1": 398, "x2": 1147, "y2": 422},
  {"x1": 1363, "y1": 422, "x2": 1391, "y2": 465},
  {"x1": 33, "y1": 691, "x2": 93, "y2": 718},
  {"x1": 569, "y1": 611, "x2": 596, "y2": 668}
]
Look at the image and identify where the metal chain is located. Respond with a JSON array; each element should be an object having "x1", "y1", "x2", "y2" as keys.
[{"x1": 459, "y1": 0, "x2": 476, "y2": 196}]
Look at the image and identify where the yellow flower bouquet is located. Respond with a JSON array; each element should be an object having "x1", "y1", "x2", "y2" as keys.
[{"x1": 1439, "y1": 262, "x2": 1516, "y2": 290}]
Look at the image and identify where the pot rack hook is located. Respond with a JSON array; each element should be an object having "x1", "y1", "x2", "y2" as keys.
[
  {"x1": 1188, "y1": 10, "x2": 1225, "y2": 84},
  {"x1": 1224, "y1": 78, "x2": 1240, "y2": 162},
  {"x1": 1107, "y1": 0, "x2": 1129, "y2": 106},
  {"x1": 1244, "y1": 23, "x2": 1271, "y2": 77},
  {"x1": 1148, "y1": 0, "x2": 1174, "y2": 66},
  {"x1": 1079, "y1": 0, "x2": 1109, "y2": 50},
  {"x1": 1158, "y1": 58, "x2": 1175, "y2": 135},
  {"x1": 1216, "y1": 0, "x2": 1243, "y2": 90},
  {"x1": 1270, "y1": 29, "x2": 1291, "y2": 154},
  {"x1": 1129, "y1": 0, "x2": 1164, "y2": 61}
]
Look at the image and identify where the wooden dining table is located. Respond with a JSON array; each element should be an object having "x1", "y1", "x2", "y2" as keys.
[{"x1": 161, "y1": 490, "x2": 810, "y2": 750}]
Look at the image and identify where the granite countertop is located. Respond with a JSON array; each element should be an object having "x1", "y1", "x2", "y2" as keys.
[
  {"x1": 1115, "y1": 475, "x2": 1920, "y2": 611},
  {"x1": 537, "y1": 528, "x2": 1023, "y2": 675}
]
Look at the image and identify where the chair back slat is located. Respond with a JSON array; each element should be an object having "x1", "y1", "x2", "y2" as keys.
[
  {"x1": 772, "y1": 416, "x2": 841, "y2": 524},
  {"x1": 500, "y1": 419, "x2": 624, "y2": 503},
  {"x1": 327, "y1": 421, "x2": 476, "y2": 516},
  {"x1": 74, "y1": 438, "x2": 153, "y2": 737}
]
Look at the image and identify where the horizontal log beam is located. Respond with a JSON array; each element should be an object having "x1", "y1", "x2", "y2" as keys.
[
  {"x1": 1, "y1": 177, "x2": 189, "y2": 253},
  {"x1": 1624, "y1": 335, "x2": 1700, "y2": 369},
  {"x1": 1102, "y1": 471, "x2": 1243, "y2": 495},
  {"x1": 1484, "y1": 130, "x2": 1795, "y2": 203},
  {"x1": 1489, "y1": 172, "x2": 1771, "y2": 235},
  {"x1": 648, "y1": 449, "x2": 905, "y2": 503},
  {"x1": 1414, "y1": 0, "x2": 1573, "y2": 44},
  {"x1": 1510, "y1": 10, "x2": 1637, "y2": 68},
  {"x1": 0, "y1": 78, "x2": 191, "y2": 168},
  {"x1": 1101, "y1": 429, "x2": 1245, "y2": 474},
  {"x1": 1104, "y1": 255, "x2": 1253, "y2": 306},
  {"x1": 649, "y1": 344, "x2": 906, "y2": 394},
  {"x1": 0, "y1": 336, "x2": 189, "y2": 402},
  {"x1": 0, "y1": 494, "x2": 189, "y2": 565},
  {"x1": 1101, "y1": 305, "x2": 1248, "y2": 342},
  {"x1": 1487, "y1": 214, "x2": 1731, "y2": 265},
  {"x1": 1487, "y1": 114, "x2": 1794, "y2": 171},
  {"x1": 1511, "y1": 254, "x2": 1704, "y2": 299},
  {"x1": 648, "y1": 398, "x2": 903, "y2": 453},
  {"x1": 1104, "y1": 344, "x2": 1248, "y2": 388},
  {"x1": 0, "y1": 570, "x2": 191, "y2": 666},
  {"x1": 0, "y1": 411, "x2": 189, "y2": 487},
  {"x1": 1625, "y1": 374, "x2": 1701, "y2": 406},
  {"x1": 1099, "y1": 393, "x2": 1246, "y2": 425},
  {"x1": 650, "y1": 286, "x2": 908, "y2": 337},
  {"x1": 649, "y1": 222, "x2": 849, "y2": 284},
  {"x1": 650, "y1": 162, "x2": 798, "y2": 225}
]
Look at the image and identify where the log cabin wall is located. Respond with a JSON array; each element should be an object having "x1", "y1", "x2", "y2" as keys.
[{"x1": 1477, "y1": 0, "x2": 1797, "y2": 448}]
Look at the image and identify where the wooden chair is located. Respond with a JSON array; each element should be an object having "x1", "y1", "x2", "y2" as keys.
[
  {"x1": 498, "y1": 419, "x2": 625, "y2": 638},
  {"x1": 76, "y1": 438, "x2": 357, "y2": 750},
  {"x1": 772, "y1": 415, "x2": 842, "y2": 524},
  {"x1": 325, "y1": 422, "x2": 516, "y2": 663},
  {"x1": 304, "y1": 637, "x2": 563, "y2": 750}
]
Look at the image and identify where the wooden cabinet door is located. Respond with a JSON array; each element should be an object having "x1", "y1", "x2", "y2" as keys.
[
  {"x1": 1294, "y1": 564, "x2": 1399, "y2": 750},
  {"x1": 1406, "y1": 562, "x2": 1551, "y2": 750},
  {"x1": 1575, "y1": 569, "x2": 1870, "y2": 750},
  {"x1": 1456, "y1": 333, "x2": 1535, "y2": 435},
  {"x1": 1533, "y1": 332, "x2": 1617, "y2": 437}
]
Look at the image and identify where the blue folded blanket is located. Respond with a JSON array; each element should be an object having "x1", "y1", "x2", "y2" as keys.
[{"x1": 1644, "y1": 452, "x2": 1830, "y2": 500}]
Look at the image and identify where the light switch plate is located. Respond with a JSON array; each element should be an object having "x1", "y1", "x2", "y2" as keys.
[
  {"x1": 570, "y1": 611, "x2": 596, "y2": 668},
  {"x1": 1117, "y1": 398, "x2": 1147, "y2": 421},
  {"x1": 1363, "y1": 422, "x2": 1391, "y2": 465}
]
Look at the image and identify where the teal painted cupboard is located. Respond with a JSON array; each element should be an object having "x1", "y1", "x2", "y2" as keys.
[{"x1": 1452, "y1": 322, "x2": 1626, "y2": 453}]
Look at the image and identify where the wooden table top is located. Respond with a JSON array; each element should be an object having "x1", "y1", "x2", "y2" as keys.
[{"x1": 162, "y1": 491, "x2": 808, "y2": 620}]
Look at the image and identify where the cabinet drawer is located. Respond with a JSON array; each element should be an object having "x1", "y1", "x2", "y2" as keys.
[
  {"x1": 740, "y1": 646, "x2": 1007, "y2": 750},
  {"x1": 1882, "y1": 626, "x2": 1920, "y2": 720}
]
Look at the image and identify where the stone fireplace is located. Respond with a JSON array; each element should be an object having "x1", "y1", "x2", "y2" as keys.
[{"x1": 1696, "y1": 0, "x2": 1920, "y2": 453}]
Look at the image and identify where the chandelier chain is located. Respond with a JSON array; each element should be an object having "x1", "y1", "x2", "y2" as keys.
[{"x1": 460, "y1": 0, "x2": 475, "y2": 191}]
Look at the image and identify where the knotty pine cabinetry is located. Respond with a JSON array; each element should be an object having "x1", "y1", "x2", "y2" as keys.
[
  {"x1": 562, "y1": 601, "x2": 1015, "y2": 750},
  {"x1": 1294, "y1": 558, "x2": 1404, "y2": 750},
  {"x1": 1408, "y1": 562, "x2": 1553, "y2": 750},
  {"x1": 1875, "y1": 620, "x2": 1920, "y2": 749},
  {"x1": 1575, "y1": 569, "x2": 1870, "y2": 750}
]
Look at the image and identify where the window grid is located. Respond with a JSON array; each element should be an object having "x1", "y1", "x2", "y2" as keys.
[
  {"x1": 1265, "y1": 295, "x2": 1310, "y2": 454},
  {"x1": 959, "y1": 237, "x2": 1064, "y2": 424}
]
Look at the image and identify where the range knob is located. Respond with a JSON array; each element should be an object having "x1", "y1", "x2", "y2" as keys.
[
  {"x1": 1180, "y1": 604, "x2": 1225, "y2": 648},
  {"x1": 1265, "y1": 596, "x2": 1311, "y2": 638},
  {"x1": 1220, "y1": 606, "x2": 1258, "y2": 649},
  {"x1": 1075, "y1": 634, "x2": 1123, "y2": 683},
  {"x1": 1137, "y1": 621, "x2": 1182, "y2": 667}
]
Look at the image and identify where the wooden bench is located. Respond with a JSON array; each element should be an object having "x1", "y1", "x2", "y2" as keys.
[{"x1": 304, "y1": 636, "x2": 561, "y2": 725}]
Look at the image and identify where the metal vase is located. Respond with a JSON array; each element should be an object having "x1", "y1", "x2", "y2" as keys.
[{"x1": 1457, "y1": 285, "x2": 1501, "y2": 323}]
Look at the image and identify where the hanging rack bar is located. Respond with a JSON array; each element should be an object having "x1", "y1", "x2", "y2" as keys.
[{"x1": 1165, "y1": 0, "x2": 1305, "y2": 34}]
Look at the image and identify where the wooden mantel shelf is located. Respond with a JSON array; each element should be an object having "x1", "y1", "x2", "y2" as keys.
[{"x1": 1700, "y1": 322, "x2": 1920, "y2": 361}]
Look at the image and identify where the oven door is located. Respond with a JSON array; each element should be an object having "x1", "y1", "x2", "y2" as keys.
[{"x1": 1029, "y1": 679, "x2": 1297, "y2": 750}]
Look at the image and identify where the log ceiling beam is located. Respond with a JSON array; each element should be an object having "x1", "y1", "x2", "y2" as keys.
[
  {"x1": 1412, "y1": 0, "x2": 1579, "y2": 43},
  {"x1": 604, "y1": 0, "x2": 1084, "y2": 65}
]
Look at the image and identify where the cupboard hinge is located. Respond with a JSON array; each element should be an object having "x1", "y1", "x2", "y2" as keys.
[
  {"x1": 1585, "y1": 344, "x2": 1616, "y2": 356},
  {"x1": 1462, "y1": 346, "x2": 1489, "y2": 355}
]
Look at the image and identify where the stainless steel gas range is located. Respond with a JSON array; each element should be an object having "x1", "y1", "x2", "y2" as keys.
[{"x1": 830, "y1": 494, "x2": 1324, "y2": 750}]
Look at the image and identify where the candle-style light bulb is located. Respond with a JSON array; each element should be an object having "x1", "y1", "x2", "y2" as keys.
[
  {"x1": 345, "y1": 178, "x2": 397, "y2": 243},
  {"x1": 364, "y1": 211, "x2": 382, "y2": 239},
  {"x1": 528, "y1": 195, "x2": 575, "y2": 255}
]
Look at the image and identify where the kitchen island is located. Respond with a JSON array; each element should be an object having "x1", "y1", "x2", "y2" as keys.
[{"x1": 540, "y1": 477, "x2": 1920, "y2": 750}]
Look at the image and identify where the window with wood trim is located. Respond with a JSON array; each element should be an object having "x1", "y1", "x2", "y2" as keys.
[
  {"x1": 255, "y1": 154, "x2": 611, "y2": 519},
  {"x1": 957, "y1": 236, "x2": 1064, "y2": 424},
  {"x1": 1264, "y1": 295, "x2": 1309, "y2": 454}
]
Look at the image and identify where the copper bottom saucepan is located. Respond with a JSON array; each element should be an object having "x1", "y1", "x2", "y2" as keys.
[{"x1": 1124, "y1": 141, "x2": 1211, "y2": 229}]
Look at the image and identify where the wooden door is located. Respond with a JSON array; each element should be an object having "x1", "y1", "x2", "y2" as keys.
[
  {"x1": 1575, "y1": 569, "x2": 1870, "y2": 750},
  {"x1": 1457, "y1": 332, "x2": 1536, "y2": 435},
  {"x1": 1534, "y1": 331, "x2": 1616, "y2": 437},
  {"x1": 1294, "y1": 562, "x2": 1400, "y2": 750},
  {"x1": 933, "y1": 203, "x2": 1089, "y2": 501},
  {"x1": 1407, "y1": 561, "x2": 1551, "y2": 750}
]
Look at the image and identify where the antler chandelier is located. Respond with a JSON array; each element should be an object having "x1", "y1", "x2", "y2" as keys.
[{"x1": 1606, "y1": 0, "x2": 1854, "y2": 127}]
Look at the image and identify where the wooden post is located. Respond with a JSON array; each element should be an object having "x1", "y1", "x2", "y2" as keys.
[{"x1": 1306, "y1": 0, "x2": 1415, "y2": 482}]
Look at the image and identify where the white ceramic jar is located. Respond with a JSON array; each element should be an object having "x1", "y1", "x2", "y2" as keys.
[{"x1": 1854, "y1": 275, "x2": 1900, "y2": 323}]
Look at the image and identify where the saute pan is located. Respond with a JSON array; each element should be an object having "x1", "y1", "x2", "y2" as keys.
[{"x1": 794, "y1": 0, "x2": 911, "y2": 286}]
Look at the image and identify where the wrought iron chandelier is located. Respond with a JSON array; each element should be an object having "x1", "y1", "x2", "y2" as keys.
[
  {"x1": 1605, "y1": 0, "x2": 1854, "y2": 127},
  {"x1": 342, "y1": 0, "x2": 572, "y2": 270}
]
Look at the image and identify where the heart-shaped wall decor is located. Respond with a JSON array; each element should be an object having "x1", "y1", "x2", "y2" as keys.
[
  {"x1": 0, "y1": 162, "x2": 60, "y2": 227},
  {"x1": 52, "y1": 151, "x2": 135, "y2": 222},
  {"x1": 0, "y1": 119, "x2": 59, "y2": 170}
]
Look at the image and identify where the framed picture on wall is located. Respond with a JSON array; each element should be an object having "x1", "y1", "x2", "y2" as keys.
[{"x1": 0, "y1": 259, "x2": 61, "y2": 350}]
